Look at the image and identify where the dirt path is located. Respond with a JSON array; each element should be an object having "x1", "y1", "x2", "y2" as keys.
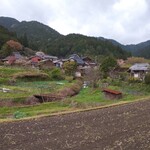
[{"x1": 0, "y1": 100, "x2": 150, "y2": 150}]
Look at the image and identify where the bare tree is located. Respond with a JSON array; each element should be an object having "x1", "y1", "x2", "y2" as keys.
[{"x1": 84, "y1": 67, "x2": 100, "y2": 88}]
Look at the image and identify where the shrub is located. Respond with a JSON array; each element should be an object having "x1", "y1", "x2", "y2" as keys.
[
  {"x1": 65, "y1": 76, "x2": 74, "y2": 83},
  {"x1": 63, "y1": 61, "x2": 77, "y2": 76},
  {"x1": 101, "y1": 77, "x2": 112, "y2": 84},
  {"x1": 13, "y1": 111, "x2": 26, "y2": 119},
  {"x1": 128, "y1": 77, "x2": 141, "y2": 83},
  {"x1": 13, "y1": 72, "x2": 49, "y2": 81},
  {"x1": 58, "y1": 87, "x2": 75, "y2": 97},
  {"x1": 145, "y1": 73, "x2": 150, "y2": 84},
  {"x1": 6, "y1": 40, "x2": 23, "y2": 50},
  {"x1": 70, "y1": 84, "x2": 81, "y2": 94},
  {"x1": 50, "y1": 68, "x2": 64, "y2": 80},
  {"x1": 118, "y1": 72, "x2": 128, "y2": 81},
  {"x1": 111, "y1": 79, "x2": 122, "y2": 86},
  {"x1": 70, "y1": 80, "x2": 82, "y2": 94},
  {"x1": 58, "y1": 80, "x2": 82, "y2": 97},
  {"x1": 100, "y1": 56, "x2": 117, "y2": 78}
]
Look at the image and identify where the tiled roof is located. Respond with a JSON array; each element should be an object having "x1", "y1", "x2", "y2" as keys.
[
  {"x1": 129, "y1": 63, "x2": 150, "y2": 71},
  {"x1": 102, "y1": 89, "x2": 122, "y2": 95},
  {"x1": 69, "y1": 54, "x2": 85, "y2": 65}
]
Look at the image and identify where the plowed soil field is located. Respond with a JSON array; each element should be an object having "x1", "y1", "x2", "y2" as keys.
[{"x1": 0, "y1": 100, "x2": 150, "y2": 150}]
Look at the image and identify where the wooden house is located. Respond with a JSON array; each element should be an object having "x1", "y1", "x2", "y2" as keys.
[
  {"x1": 53, "y1": 60, "x2": 63, "y2": 68},
  {"x1": 69, "y1": 54, "x2": 85, "y2": 66},
  {"x1": 43, "y1": 55, "x2": 58, "y2": 61},
  {"x1": 3, "y1": 56, "x2": 16, "y2": 65},
  {"x1": 82, "y1": 56, "x2": 97, "y2": 67},
  {"x1": 128, "y1": 63, "x2": 150, "y2": 80},
  {"x1": 2, "y1": 52, "x2": 24, "y2": 65},
  {"x1": 39, "y1": 59, "x2": 55, "y2": 69},
  {"x1": 30, "y1": 56, "x2": 42, "y2": 67},
  {"x1": 82, "y1": 56, "x2": 92, "y2": 63}
]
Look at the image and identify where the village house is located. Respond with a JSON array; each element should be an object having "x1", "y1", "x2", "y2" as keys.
[
  {"x1": 27, "y1": 51, "x2": 58, "y2": 68},
  {"x1": 29, "y1": 56, "x2": 42, "y2": 67},
  {"x1": 3, "y1": 55, "x2": 16, "y2": 65},
  {"x1": 82, "y1": 56, "x2": 97, "y2": 68},
  {"x1": 67, "y1": 54, "x2": 98, "y2": 77},
  {"x1": 53, "y1": 59, "x2": 64, "y2": 68},
  {"x1": 128, "y1": 63, "x2": 150, "y2": 80},
  {"x1": 69, "y1": 54, "x2": 85, "y2": 66},
  {"x1": 39, "y1": 59, "x2": 55, "y2": 69},
  {"x1": 62, "y1": 54, "x2": 85, "y2": 77},
  {"x1": 1, "y1": 51, "x2": 97, "y2": 77},
  {"x1": 43, "y1": 55, "x2": 58, "y2": 61},
  {"x1": 35, "y1": 51, "x2": 58, "y2": 61},
  {"x1": 2, "y1": 52, "x2": 25, "y2": 65}
]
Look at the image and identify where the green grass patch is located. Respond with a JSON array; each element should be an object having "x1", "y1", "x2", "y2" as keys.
[
  {"x1": 69, "y1": 82, "x2": 150, "y2": 108},
  {"x1": 69, "y1": 88, "x2": 118, "y2": 108},
  {"x1": 0, "y1": 80, "x2": 71, "y2": 101},
  {"x1": 0, "y1": 102, "x2": 70, "y2": 119},
  {"x1": 0, "y1": 66, "x2": 26, "y2": 78}
]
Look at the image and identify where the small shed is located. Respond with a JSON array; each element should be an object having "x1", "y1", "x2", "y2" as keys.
[{"x1": 102, "y1": 89, "x2": 122, "y2": 100}]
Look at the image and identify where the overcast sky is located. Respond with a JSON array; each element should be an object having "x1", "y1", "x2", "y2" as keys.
[{"x1": 0, "y1": 0, "x2": 150, "y2": 44}]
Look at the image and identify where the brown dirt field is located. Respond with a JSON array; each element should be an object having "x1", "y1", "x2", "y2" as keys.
[{"x1": 0, "y1": 100, "x2": 150, "y2": 150}]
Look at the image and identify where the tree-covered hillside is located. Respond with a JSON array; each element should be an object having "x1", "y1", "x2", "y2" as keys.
[
  {"x1": 101, "y1": 37, "x2": 150, "y2": 59},
  {"x1": 46, "y1": 34, "x2": 130, "y2": 59},
  {"x1": 11, "y1": 21, "x2": 62, "y2": 50},
  {"x1": 0, "y1": 25, "x2": 35, "y2": 58},
  {"x1": 134, "y1": 45, "x2": 150, "y2": 58},
  {"x1": 0, "y1": 17, "x2": 130, "y2": 59},
  {"x1": 0, "y1": 17, "x2": 19, "y2": 29},
  {"x1": 0, "y1": 25, "x2": 17, "y2": 49},
  {"x1": 0, "y1": 17, "x2": 62, "y2": 50}
]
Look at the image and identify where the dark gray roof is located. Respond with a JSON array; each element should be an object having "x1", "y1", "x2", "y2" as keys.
[
  {"x1": 69, "y1": 54, "x2": 85, "y2": 65},
  {"x1": 129, "y1": 63, "x2": 150, "y2": 71},
  {"x1": 12, "y1": 52, "x2": 23, "y2": 59}
]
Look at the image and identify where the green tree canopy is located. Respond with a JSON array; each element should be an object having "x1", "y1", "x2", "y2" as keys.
[
  {"x1": 100, "y1": 56, "x2": 118, "y2": 78},
  {"x1": 63, "y1": 61, "x2": 77, "y2": 76},
  {"x1": 19, "y1": 33, "x2": 28, "y2": 47}
]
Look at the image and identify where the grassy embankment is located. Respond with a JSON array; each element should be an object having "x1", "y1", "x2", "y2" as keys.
[{"x1": 0, "y1": 66, "x2": 73, "y2": 119}]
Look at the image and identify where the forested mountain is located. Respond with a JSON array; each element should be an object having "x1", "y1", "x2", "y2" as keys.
[
  {"x1": 126, "y1": 40, "x2": 150, "y2": 57},
  {"x1": 0, "y1": 17, "x2": 62, "y2": 50},
  {"x1": 0, "y1": 25, "x2": 17, "y2": 49},
  {"x1": 46, "y1": 34, "x2": 130, "y2": 59},
  {"x1": 0, "y1": 17, "x2": 19, "y2": 29},
  {"x1": 0, "y1": 17, "x2": 131, "y2": 59},
  {"x1": 99, "y1": 37, "x2": 150, "y2": 58},
  {"x1": 134, "y1": 45, "x2": 150, "y2": 58},
  {"x1": 0, "y1": 25, "x2": 35, "y2": 58}
]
